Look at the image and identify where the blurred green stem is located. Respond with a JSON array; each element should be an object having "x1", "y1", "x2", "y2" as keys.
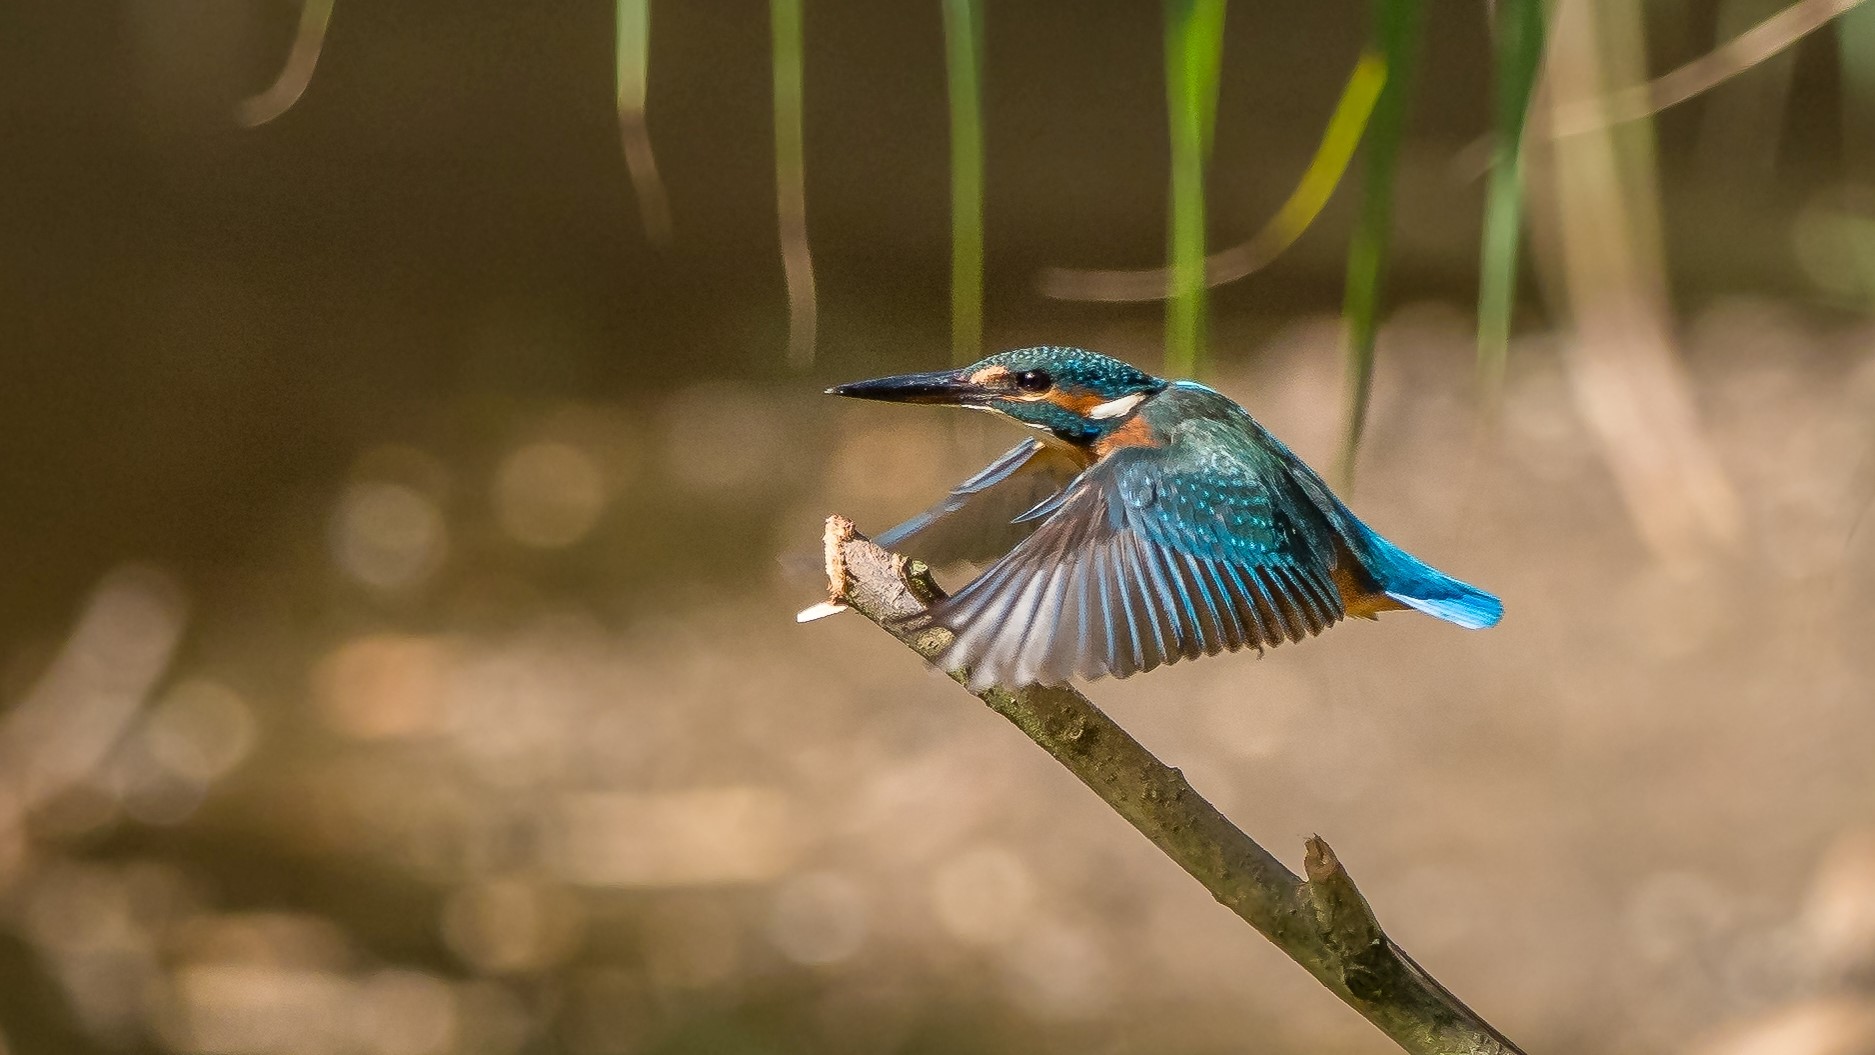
[
  {"x1": 616, "y1": 0, "x2": 673, "y2": 243},
  {"x1": 1038, "y1": 51, "x2": 1384, "y2": 302},
  {"x1": 1476, "y1": 0, "x2": 1547, "y2": 401},
  {"x1": 1841, "y1": 1, "x2": 1875, "y2": 175},
  {"x1": 1163, "y1": 0, "x2": 1227, "y2": 378},
  {"x1": 943, "y1": 0, "x2": 986, "y2": 365},
  {"x1": 772, "y1": 0, "x2": 817, "y2": 368},
  {"x1": 1337, "y1": 0, "x2": 1420, "y2": 487}
]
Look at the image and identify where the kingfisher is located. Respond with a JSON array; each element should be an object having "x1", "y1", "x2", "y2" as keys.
[{"x1": 823, "y1": 346, "x2": 1501, "y2": 691}]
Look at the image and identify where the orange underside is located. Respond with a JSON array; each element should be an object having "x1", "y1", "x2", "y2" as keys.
[{"x1": 1332, "y1": 555, "x2": 1408, "y2": 620}]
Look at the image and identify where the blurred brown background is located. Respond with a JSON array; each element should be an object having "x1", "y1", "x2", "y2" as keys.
[{"x1": 4, "y1": 1, "x2": 1875, "y2": 1053}]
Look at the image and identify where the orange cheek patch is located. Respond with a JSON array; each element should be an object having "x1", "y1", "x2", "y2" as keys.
[{"x1": 1048, "y1": 389, "x2": 1109, "y2": 414}]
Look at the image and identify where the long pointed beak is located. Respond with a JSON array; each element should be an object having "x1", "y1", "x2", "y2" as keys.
[{"x1": 825, "y1": 369, "x2": 989, "y2": 406}]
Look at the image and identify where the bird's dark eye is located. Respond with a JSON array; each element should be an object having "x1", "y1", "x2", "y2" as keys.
[{"x1": 1015, "y1": 370, "x2": 1052, "y2": 392}]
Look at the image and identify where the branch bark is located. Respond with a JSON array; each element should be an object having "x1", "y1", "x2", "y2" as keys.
[{"x1": 814, "y1": 514, "x2": 1525, "y2": 1055}]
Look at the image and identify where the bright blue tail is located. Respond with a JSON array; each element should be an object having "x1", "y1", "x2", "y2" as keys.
[{"x1": 1351, "y1": 525, "x2": 1502, "y2": 629}]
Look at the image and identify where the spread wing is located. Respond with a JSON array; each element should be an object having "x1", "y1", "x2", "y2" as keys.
[
  {"x1": 875, "y1": 439, "x2": 1087, "y2": 568},
  {"x1": 926, "y1": 422, "x2": 1348, "y2": 689}
]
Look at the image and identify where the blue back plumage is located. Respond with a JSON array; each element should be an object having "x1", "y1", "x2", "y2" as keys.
[{"x1": 1172, "y1": 380, "x2": 1504, "y2": 632}]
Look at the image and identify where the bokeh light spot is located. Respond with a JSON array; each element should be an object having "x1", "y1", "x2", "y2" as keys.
[
  {"x1": 767, "y1": 871, "x2": 867, "y2": 966},
  {"x1": 168, "y1": 964, "x2": 352, "y2": 1055},
  {"x1": 441, "y1": 878, "x2": 584, "y2": 975},
  {"x1": 492, "y1": 442, "x2": 607, "y2": 549},
  {"x1": 642, "y1": 898, "x2": 742, "y2": 992},
  {"x1": 355, "y1": 969, "x2": 458, "y2": 1055},
  {"x1": 331, "y1": 481, "x2": 446, "y2": 591},
  {"x1": 1003, "y1": 923, "x2": 1111, "y2": 1020},
  {"x1": 929, "y1": 844, "x2": 1035, "y2": 947},
  {"x1": 550, "y1": 788, "x2": 804, "y2": 887},
  {"x1": 313, "y1": 635, "x2": 450, "y2": 741},
  {"x1": 145, "y1": 678, "x2": 257, "y2": 783},
  {"x1": 661, "y1": 383, "x2": 790, "y2": 493}
]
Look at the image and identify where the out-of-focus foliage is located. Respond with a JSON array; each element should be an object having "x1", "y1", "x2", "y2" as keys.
[
  {"x1": 1162, "y1": 0, "x2": 1229, "y2": 378},
  {"x1": 5, "y1": 4, "x2": 1875, "y2": 1055},
  {"x1": 943, "y1": 0, "x2": 986, "y2": 364},
  {"x1": 1031, "y1": 50, "x2": 1383, "y2": 300},
  {"x1": 616, "y1": 0, "x2": 673, "y2": 244},
  {"x1": 1477, "y1": 0, "x2": 1546, "y2": 401},
  {"x1": 772, "y1": 0, "x2": 816, "y2": 368},
  {"x1": 1336, "y1": 0, "x2": 1420, "y2": 486}
]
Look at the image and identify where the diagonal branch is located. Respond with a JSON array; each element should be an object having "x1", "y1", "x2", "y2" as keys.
[{"x1": 813, "y1": 515, "x2": 1525, "y2": 1055}]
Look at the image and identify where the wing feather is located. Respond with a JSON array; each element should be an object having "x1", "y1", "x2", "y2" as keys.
[
  {"x1": 1276, "y1": 566, "x2": 1325, "y2": 636},
  {"x1": 1164, "y1": 549, "x2": 1216, "y2": 658},
  {"x1": 985, "y1": 568, "x2": 1041, "y2": 684},
  {"x1": 1217, "y1": 560, "x2": 1271, "y2": 649},
  {"x1": 1179, "y1": 552, "x2": 1231, "y2": 655},
  {"x1": 1094, "y1": 542, "x2": 1136, "y2": 679},
  {"x1": 1134, "y1": 536, "x2": 1189, "y2": 660},
  {"x1": 1195, "y1": 556, "x2": 1246, "y2": 652},
  {"x1": 875, "y1": 439, "x2": 1086, "y2": 567},
  {"x1": 1248, "y1": 567, "x2": 1297, "y2": 644},
  {"x1": 1116, "y1": 536, "x2": 1168, "y2": 674},
  {"x1": 1021, "y1": 563, "x2": 1073, "y2": 686},
  {"x1": 928, "y1": 436, "x2": 1349, "y2": 689}
]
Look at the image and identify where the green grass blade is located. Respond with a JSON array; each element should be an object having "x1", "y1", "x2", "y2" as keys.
[
  {"x1": 772, "y1": 0, "x2": 817, "y2": 369},
  {"x1": 943, "y1": 0, "x2": 986, "y2": 365},
  {"x1": 1036, "y1": 51, "x2": 1382, "y2": 302},
  {"x1": 1841, "y1": 1, "x2": 1875, "y2": 306},
  {"x1": 616, "y1": 0, "x2": 673, "y2": 243},
  {"x1": 1238, "y1": 51, "x2": 1385, "y2": 278},
  {"x1": 1336, "y1": 0, "x2": 1420, "y2": 488},
  {"x1": 1841, "y1": 3, "x2": 1875, "y2": 307},
  {"x1": 1839, "y1": 0, "x2": 1875, "y2": 164},
  {"x1": 1477, "y1": 0, "x2": 1547, "y2": 401},
  {"x1": 1163, "y1": 0, "x2": 1228, "y2": 378}
]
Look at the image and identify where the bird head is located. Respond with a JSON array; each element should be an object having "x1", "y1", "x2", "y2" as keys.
[{"x1": 828, "y1": 346, "x2": 1167, "y2": 445}]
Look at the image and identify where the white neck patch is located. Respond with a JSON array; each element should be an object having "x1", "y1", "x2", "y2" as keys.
[{"x1": 1088, "y1": 392, "x2": 1147, "y2": 420}]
